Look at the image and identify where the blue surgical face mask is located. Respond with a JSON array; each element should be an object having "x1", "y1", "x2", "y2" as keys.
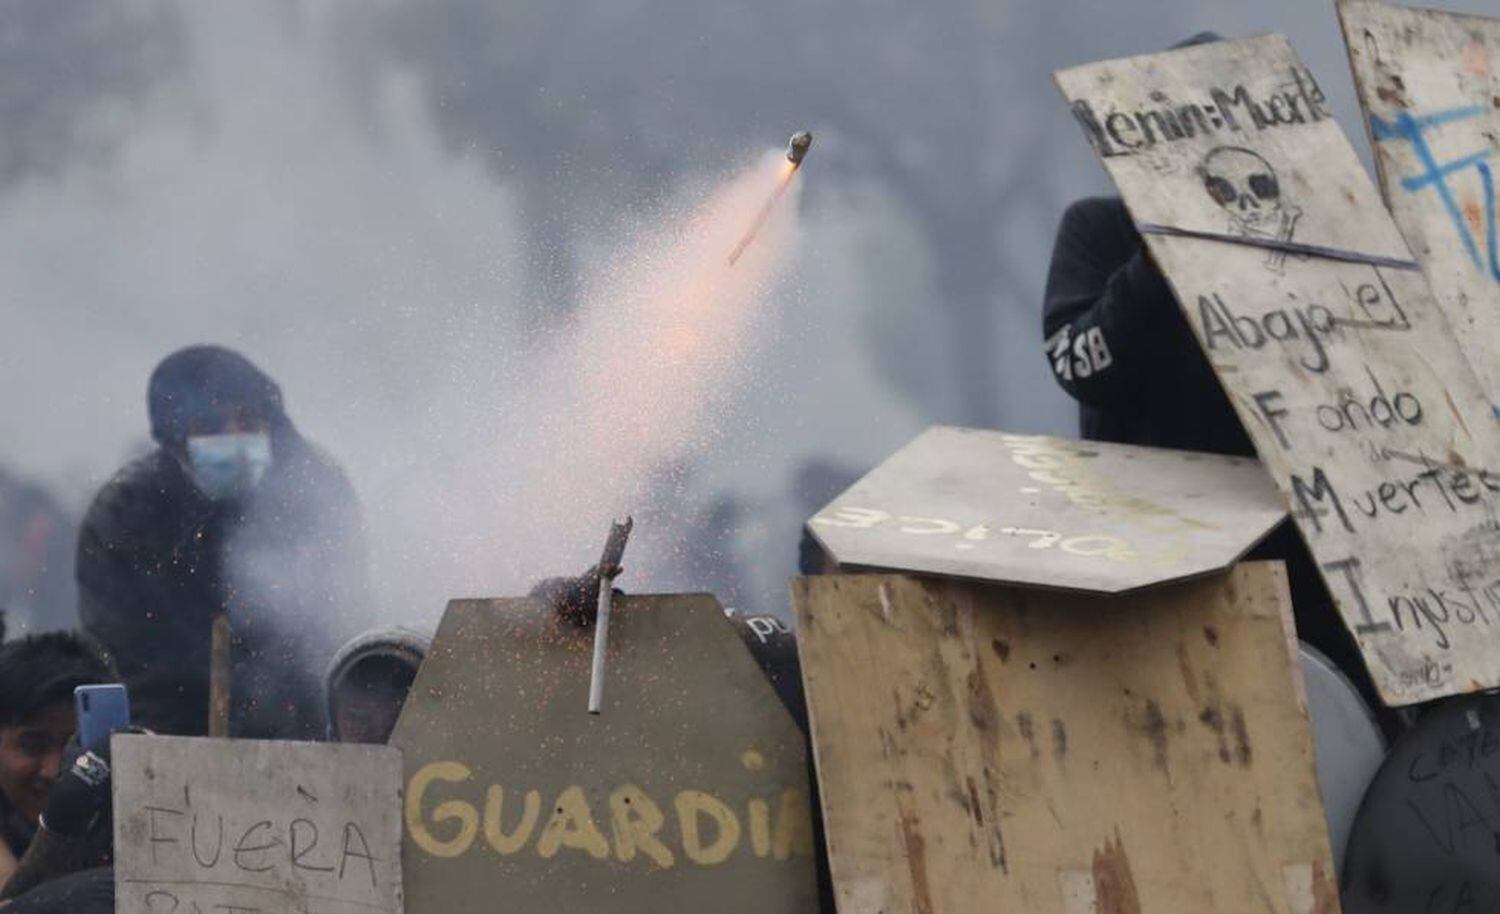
[{"x1": 185, "y1": 432, "x2": 273, "y2": 501}]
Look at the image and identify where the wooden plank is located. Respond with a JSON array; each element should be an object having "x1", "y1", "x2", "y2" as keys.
[
  {"x1": 1341, "y1": 0, "x2": 1500, "y2": 408},
  {"x1": 1055, "y1": 35, "x2": 1500, "y2": 706},
  {"x1": 792, "y1": 565, "x2": 1336, "y2": 914},
  {"x1": 809, "y1": 426, "x2": 1285, "y2": 593},
  {"x1": 389, "y1": 594, "x2": 817, "y2": 914},
  {"x1": 112, "y1": 734, "x2": 405, "y2": 914}
]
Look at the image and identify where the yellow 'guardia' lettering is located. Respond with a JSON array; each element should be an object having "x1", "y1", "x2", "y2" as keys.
[
  {"x1": 674, "y1": 790, "x2": 741, "y2": 865},
  {"x1": 404, "y1": 761, "x2": 812, "y2": 869},
  {"x1": 406, "y1": 761, "x2": 479, "y2": 858},
  {"x1": 484, "y1": 785, "x2": 540, "y2": 854},
  {"x1": 536, "y1": 786, "x2": 610, "y2": 860},
  {"x1": 609, "y1": 784, "x2": 673, "y2": 868}
]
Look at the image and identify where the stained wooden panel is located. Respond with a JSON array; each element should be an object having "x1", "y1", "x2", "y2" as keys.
[
  {"x1": 1056, "y1": 35, "x2": 1500, "y2": 706},
  {"x1": 792, "y1": 566, "x2": 1335, "y2": 914}
]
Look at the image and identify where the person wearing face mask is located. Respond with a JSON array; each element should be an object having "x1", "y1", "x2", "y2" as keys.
[{"x1": 76, "y1": 345, "x2": 372, "y2": 740}]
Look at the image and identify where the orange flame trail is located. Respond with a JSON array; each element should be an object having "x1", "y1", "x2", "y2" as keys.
[
  {"x1": 729, "y1": 159, "x2": 800, "y2": 266},
  {"x1": 472, "y1": 151, "x2": 804, "y2": 587}
]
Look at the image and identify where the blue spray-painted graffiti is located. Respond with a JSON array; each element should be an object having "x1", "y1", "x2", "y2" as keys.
[{"x1": 1371, "y1": 106, "x2": 1500, "y2": 283}]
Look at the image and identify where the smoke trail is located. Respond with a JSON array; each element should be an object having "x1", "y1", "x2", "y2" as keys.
[
  {"x1": 373, "y1": 151, "x2": 804, "y2": 606},
  {"x1": 522, "y1": 154, "x2": 802, "y2": 573}
]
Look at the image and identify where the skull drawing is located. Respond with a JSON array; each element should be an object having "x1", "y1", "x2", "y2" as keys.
[{"x1": 1198, "y1": 145, "x2": 1302, "y2": 272}]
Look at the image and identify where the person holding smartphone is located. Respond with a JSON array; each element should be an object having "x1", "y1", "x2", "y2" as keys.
[{"x1": 0, "y1": 633, "x2": 113, "y2": 885}]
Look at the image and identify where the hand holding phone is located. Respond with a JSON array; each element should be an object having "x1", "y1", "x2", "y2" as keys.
[{"x1": 74, "y1": 684, "x2": 130, "y2": 753}]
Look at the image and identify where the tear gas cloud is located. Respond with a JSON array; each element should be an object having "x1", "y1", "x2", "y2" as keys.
[
  {"x1": 0, "y1": 4, "x2": 832, "y2": 646},
  {"x1": 15, "y1": 0, "x2": 1453, "y2": 641},
  {"x1": 388, "y1": 150, "x2": 804, "y2": 604}
]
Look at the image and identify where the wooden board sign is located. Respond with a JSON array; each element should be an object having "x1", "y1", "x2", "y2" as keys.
[
  {"x1": 808, "y1": 425, "x2": 1285, "y2": 593},
  {"x1": 1341, "y1": 0, "x2": 1500, "y2": 410},
  {"x1": 112, "y1": 734, "x2": 405, "y2": 914},
  {"x1": 792, "y1": 565, "x2": 1336, "y2": 914},
  {"x1": 389, "y1": 594, "x2": 817, "y2": 914},
  {"x1": 1056, "y1": 35, "x2": 1500, "y2": 706}
]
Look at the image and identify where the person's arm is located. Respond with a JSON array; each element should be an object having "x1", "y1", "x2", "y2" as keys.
[
  {"x1": 1041, "y1": 199, "x2": 1180, "y2": 408},
  {"x1": 0, "y1": 747, "x2": 113, "y2": 900},
  {"x1": 530, "y1": 567, "x2": 624, "y2": 627}
]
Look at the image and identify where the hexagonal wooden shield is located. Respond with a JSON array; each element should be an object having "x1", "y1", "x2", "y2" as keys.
[
  {"x1": 389, "y1": 594, "x2": 816, "y2": 914},
  {"x1": 809, "y1": 426, "x2": 1286, "y2": 593}
]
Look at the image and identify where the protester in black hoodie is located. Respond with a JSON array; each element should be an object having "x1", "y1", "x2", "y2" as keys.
[{"x1": 76, "y1": 345, "x2": 371, "y2": 740}]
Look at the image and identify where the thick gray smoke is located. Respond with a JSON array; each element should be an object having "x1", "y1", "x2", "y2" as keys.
[{"x1": 1, "y1": 0, "x2": 1493, "y2": 635}]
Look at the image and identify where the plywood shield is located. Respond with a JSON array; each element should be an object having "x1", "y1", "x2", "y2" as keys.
[
  {"x1": 112, "y1": 735, "x2": 405, "y2": 914},
  {"x1": 792, "y1": 565, "x2": 1336, "y2": 914},
  {"x1": 1056, "y1": 35, "x2": 1500, "y2": 706},
  {"x1": 389, "y1": 594, "x2": 816, "y2": 914},
  {"x1": 808, "y1": 426, "x2": 1285, "y2": 593},
  {"x1": 1341, "y1": 0, "x2": 1500, "y2": 411}
]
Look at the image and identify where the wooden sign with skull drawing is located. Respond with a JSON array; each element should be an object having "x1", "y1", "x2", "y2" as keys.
[
  {"x1": 1200, "y1": 146, "x2": 1302, "y2": 273},
  {"x1": 1057, "y1": 35, "x2": 1500, "y2": 706}
]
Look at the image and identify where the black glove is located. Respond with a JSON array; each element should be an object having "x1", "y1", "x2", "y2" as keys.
[
  {"x1": 40, "y1": 744, "x2": 112, "y2": 838},
  {"x1": 531, "y1": 564, "x2": 624, "y2": 627},
  {"x1": 41, "y1": 728, "x2": 150, "y2": 838}
]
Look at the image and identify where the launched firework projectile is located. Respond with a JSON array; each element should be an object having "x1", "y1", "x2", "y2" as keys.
[
  {"x1": 728, "y1": 131, "x2": 813, "y2": 266},
  {"x1": 786, "y1": 130, "x2": 813, "y2": 166}
]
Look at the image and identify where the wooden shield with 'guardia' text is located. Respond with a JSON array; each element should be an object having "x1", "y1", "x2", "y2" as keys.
[
  {"x1": 1057, "y1": 35, "x2": 1500, "y2": 706},
  {"x1": 389, "y1": 594, "x2": 817, "y2": 914}
]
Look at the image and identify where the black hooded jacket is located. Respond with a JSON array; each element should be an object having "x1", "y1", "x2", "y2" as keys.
[
  {"x1": 76, "y1": 347, "x2": 371, "y2": 739},
  {"x1": 1040, "y1": 198, "x2": 1384, "y2": 705},
  {"x1": 1042, "y1": 196, "x2": 1255, "y2": 454}
]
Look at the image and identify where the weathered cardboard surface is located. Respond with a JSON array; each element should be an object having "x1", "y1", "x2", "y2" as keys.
[
  {"x1": 808, "y1": 426, "x2": 1285, "y2": 593},
  {"x1": 792, "y1": 566, "x2": 1336, "y2": 914},
  {"x1": 1341, "y1": 0, "x2": 1500, "y2": 408},
  {"x1": 113, "y1": 734, "x2": 405, "y2": 914},
  {"x1": 1057, "y1": 34, "x2": 1500, "y2": 706},
  {"x1": 389, "y1": 594, "x2": 817, "y2": 914}
]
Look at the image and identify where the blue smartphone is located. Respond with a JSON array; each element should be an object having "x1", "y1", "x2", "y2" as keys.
[{"x1": 74, "y1": 684, "x2": 131, "y2": 752}]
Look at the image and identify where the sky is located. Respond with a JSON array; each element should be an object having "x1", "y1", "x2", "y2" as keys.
[{"x1": 0, "y1": 0, "x2": 1493, "y2": 631}]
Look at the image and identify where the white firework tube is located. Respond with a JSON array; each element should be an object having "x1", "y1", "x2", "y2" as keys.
[{"x1": 587, "y1": 578, "x2": 614, "y2": 714}]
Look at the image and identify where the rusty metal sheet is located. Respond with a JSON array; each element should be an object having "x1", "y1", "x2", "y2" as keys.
[
  {"x1": 1056, "y1": 35, "x2": 1500, "y2": 706},
  {"x1": 112, "y1": 734, "x2": 405, "y2": 914},
  {"x1": 807, "y1": 426, "x2": 1285, "y2": 594},
  {"x1": 389, "y1": 594, "x2": 817, "y2": 914}
]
